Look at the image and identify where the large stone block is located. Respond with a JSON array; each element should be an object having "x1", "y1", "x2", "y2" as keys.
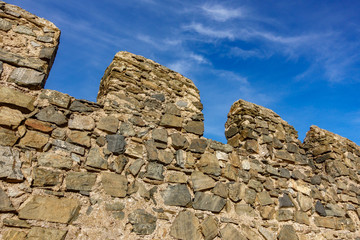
[
  {"x1": 0, "y1": 107, "x2": 24, "y2": 128},
  {"x1": 128, "y1": 209, "x2": 157, "y2": 235},
  {"x1": 18, "y1": 195, "x2": 80, "y2": 224},
  {"x1": 0, "y1": 188, "x2": 15, "y2": 212},
  {"x1": 170, "y1": 211, "x2": 202, "y2": 240},
  {"x1": 38, "y1": 152, "x2": 73, "y2": 170},
  {"x1": 101, "y1": 172, "x2": 127, "y2": 197},
  {"x1": 0, "y1": 127, "x2": 19, "y2": 147},
  {"x1": 19, "y1": 130, "x2": 49, "y2": 150},
  {"x1": 0, "y1": 86, "x2": 35, "y2": 112},
  {"x1": 0, "y1": 146, "x2": 23, "y2": 181},
  {"x1": 27, "y1": 227, "x2": 67, "y2": 240},
  {"x1": 193, "y1": 192, "x2": 226, "y2": 213},
  {"x1": 65, "y1": 172, "x2": 97, "y2": 192},
  {"x1": 8, "y1": 67, "x2": 45, "y2": 89}
]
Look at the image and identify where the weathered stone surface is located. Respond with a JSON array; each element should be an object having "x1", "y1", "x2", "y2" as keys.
[
  {"x1": 125, "y1": 143, "x2": 144, "y2": 158},
  {"x1": 193, "y1": 192, "x2": 226, "y2": 213},
  {"x1": 0, "y1": 107, "x2": 24, "y2": 128},
  {"x1": 175, "y1": 149, "x2": 185, "y2": 168},
  {"x1": 235, "y1": 204, "x2": 257, "y2": 217},
  {"x1": 67, "y1": 130, "x2": 91, "y2": 147},
  {"x1": 275, "y1": 150, "x2": 294, "y2": 162},
  {"x1": 197, "y1": 153, "x2": 221, "y2": 176},
  {"x1": 110, "y1": 155, "x2": 128, "y2": 173},
  {"x1": 25, "y1": 119, "x2": 54, "y2": 133},
  {"x1": 189, "y1": 139, "x2": 207, "y2": 153},
  {"x1": 166, "y1": 171, "x2": 187, "y2": 183},
  {"x1": 106, "y1": 134, "x2": 125, "y2": 154},
  {"x1": 170, "y1": 211, "x2": 202, "y2": 240},
  {"x1": 0, "y1": 18, "x2": 12, "y2": 31},
  {"x1": 97, "y1": 116, "x2": 119, "y2": 133},
  {"x1": 315, "y1": 201, "x2": 326, "y2": 216},
  {"x1": 128, "y1": 159, "x2": 145, "y2": 176},
  {"x1": 2, "y1": 230, "x2": 27, "y2": 240},
  {"x1": 160, "y1": 114, "x2": 183, "y2": 128},
  {"x1": 248, "y1": 179, "x2": 263, "y2": 192},
  {"x1": 184, "y1": 121, "x2": 204, "y2": 135},
  {"x1": 294, "y1": 211, "x2": 310, "y2": 225},
  {"x1": 220, "y1": 224, "x2": 246, "y2": 240},
  {"x1": 152, "y1": 128, "x2": 168, "y2": 143},
  {"x1": 258, "y1": 226, "x2": 275, "y2": 240},
  {"x1": 0, "y1": 49, "x2": 47, "y2": 73},
  {"x1": 38, "y1": 152, "x2": 73, "y2": 170},
  {"x1": 326, "y1": 204, "x2": 346, "y2": 217},
  {"x1": 145, "y1": 162, "x2": 164, "y2": 180},
  {"x1": 297, "y1": 193, "x2": 312, "y2": 212},
  {"x1": 228, "y1": 182, "x2": 242, "y2": 202},
  {"x1": 14, "y1": 25, "x2": 35, "y2": 36},
  {"x1": 279, "y1": 193, "x2": 294, "y2": 208},
  {"x1": 18, "y1": 195, "x2": 80, "y2": 223},
  {"x1": 65, "y1": 172, "x2": 97, "y2": 192},
  {"x1": 0, "y1": 86, "x2": 35, "y2": 112},
  {"x1": 201, "y1": 215, "x2": 218, "y2": 240},
  {"x1": 19, "y1": 130, "x2": 49, "y2": 150},
  {"x1": 162, "y1": 184, "x2": 191, "y2": 207},
  {"x1": 27, "y1": 227, "x2": 67, "y2": 240},
  {"x1": 191, "y1": 171, "x2": 215, "y2": 191},
  {"x1": 0, "y1": 127, "x2": 18, "y2": 147},
  {"x1": 39, "y1": 47, "x2": 56, "y2": 60},
  {"x1": 3, "y1": 218, "x2": 30, "y2": 228},
  {"x1": 0, "y1": 146, "x2": 23, "y2": 181},
  {"x1": 68, "y1": 114, "x2": 95, "y2": 130},
  {"x1": 39, "y1": 89, "x2": 71, "y2": 109},
  {"x1": 0, "y1": 188, "x2": 14, "y2": 212},
  {"x1": 277, "y1": 209, "x2": 293, "y2": 221},
  {"x1": 36, "y1": 106, "x2": 67, "y2": 125},
  {"x1": 128, "y1": 209, "x2": 157, "y2": 235},
  {"x1": 212, "y1": 182, "x2": 228, "y2": 198},
  {"x1": 158, "y1": 150, "x2": 173, "y2": 165},
  {"x1": 9, "y1": 67, "x2": 45, "y2": 89},
  {"x1": 278, "y1": 225, "x2": 298, "y2": 240},
  {"x1": 244, "y1": 188, "x2": 257, "y2": 204},
  {"x1": 171, "y1": 133, "x2": 188, "y2": 149},
  {"x1": 245, "y1": 139, "x2": 259, "y2": 153},
  {"x1": 259, "y1": 206, "x2": 275, "y2": 219},
  {"x1": 314, "y1": 216, "x2": 341, "y2": 230},
  {"x1": 86, "y1": 148, "x2": 107, "y2": 170},
  {"x1": 101, "y1": 172, "x2": 127, "y2": 197},
  {"x1": 32, "y1": 168, "x2": 60, "y2": 187},
  {"x1": 69, "y1": 100, "x2": 93, "y2": 112},
  {"x1": 257, "y1": 191, "x2": 273, "y2": 206}
]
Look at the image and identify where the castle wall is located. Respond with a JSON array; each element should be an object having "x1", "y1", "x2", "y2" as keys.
[{"x1": 0, "y1": 2, "x2": 359, "y2": 240}]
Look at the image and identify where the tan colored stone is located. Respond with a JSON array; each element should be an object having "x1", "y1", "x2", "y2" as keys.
[
  {"x1": 0, "y1": 127, "x2": 18, "y2": 146},
  {"x1": 0, "y1": 86, "x2": 35, "y2": 112},
  {"x1": 68, "y1": 114, "x2": 95, "y2": 131},
  {"x1": 67, "y1": 130, "x2": 91, "y2": 147},
  {"x1": 191, "y1": 171, "x2": 215, "y2": 191},
  {"x1": 0, "y1": 106, "x2": 24, "y2": 127},
  {"x1": 19, "y1": 130, "x2": 49, "y2": 149},
  {"x1": 201, "y1": 215, "x2": 218, "y2": 240},
  {"x1": 97, "y1": 116, "x2": 119, "y2": 133},
  {"x1": 196, "y1": 153, "x2": 221, "y2": 176},
  {"x1": 3, "y1": 230, "x2": 27, "y2": 240},
  {"x1": 18, "y1": 195, "x2": 80, "y2": 223},
  {"x1": 170, "y1": 211, "x2": 202, "y2": 240},
  {"x1": 27, "y1": 227, "x2": 67, "y2": 240},
  {"x1": 165, "y1": 171, "x2": 187, "y2": 183},
  {"x1": 313, "y1": 216, "x2": 341, "y2": 230},
  {"x1": 297, "y1": 193, "x2": 312, "y2": 212},
  {"x1": 25, "y1": 118, "x2": 54, "y2": 133},
  {"x1": 38, "y1": 152, "x2": 73, "y2": 169},
  {"x1": 160, "y1": 114, "x2": 183, "y2": 128},
  {"x1": 259, "y1": 206, "x2": 275, "y2": 220},
  {"x1": 101, "y1": 172, "x2": 127, "y2": 197},
  {"x1": 294, "y1": 211, "x2": 310, "y2": 225},
  {"x1": 220, "y1": 224, "x2": 246, "y2": 240}
]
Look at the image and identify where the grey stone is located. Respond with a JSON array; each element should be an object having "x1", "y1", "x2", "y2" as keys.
[
  {"x1": 170, "y1": 211, "x2": 202, "y2": 240},
  {"x1": 245, "y1": 139, "x2": 259, "y2": 153},
  {"x1": 201, "y1": 216, "x2": 218, "y2": 240},
  {"x1": 27, "y1": 227, "x2": 67, "y2": 240},
  {"x1": 9, "y1": 68, "x2": 45, "y2": 89},
  {"x1": 160, "y1": 114, "x2": 183, "y2": 128},
  {"x1": 184, "y1": 121, "x2": 204, "y2": 135},
  {"x1": 165, "y1": 103, "x2": 181, "y2": 116},
  {"x1": 279, "y1": 193, "x2": 294, "y2": 208},
  {"x1": 278, "y1": 225, "x2": 298, "y2": 240},
  {"x1": 85, "y1": 148, "x2": 107, "y2": 170},
  {"x1": 151, "y1": 93, "x2": 165, "y2": 102},
  {"x1": 0, "y1": 61, "x2": 2, "y2": 75},
  {"x1": 145, "y1": 162, "x2": 164, "y2": 180},
  {"x1": 0, "y1": 127, "x2": 18, "y2": 147},
  {"x1": 158, "y1": 150, "x2": 173, "y2": 165},
  {"x1": 69, "y1": 100, "x2": 93, "y2": 112},
  {"x1": 106, "y1": 134, "x2": 125, "y2": 154},
  {"x1": 275, "y1": 150, "x2": 294, "y2": 162},
  {"x1": 228, "y1": 182, "x2": 242, "y2": 202},
  {"x1": 52, "y1": 139, "x2": 85, "y2": 155},
  {"x1": 0, "y1": 85, "x2": 35, "y2": 112},
  {"x1": 14, "y1": 25, "x2": 35, "y2": 36},
  {"x1": 248, "y1": 179, "x2": 263, "y2": 192},
  {"x1": 209, "y1": 140, "x2": 233, "y2": 153},
  {"x1": 171, "y1": 133, "x2": 187, "y2": 149},
  {"x1": 220, "y1": 224, "x2": 246, "y2": 240},
  {"x1": 128, "y1": 159, "x2": 145, "y2": 176},
  {"x1": 128, "y1": 209, "x2": 157, "y2": 235},
  {"x1": 176, "y1": 149, "x2": 185, "y2": 168},
  {"x1": 310, "y1": 175, "x2": 321, "y2": 185},
  {"x1": 315, "y1": 201, "x2": 326, "y2": 216},
  {"x1": 193, "y1": 192, "x2": 226, "y2": 213},
  {"x1": 32, "y1": 168, "x2": 60, "y2": 187},
  {"x1": 97, "y1": 116, "x2": 119, "y2": 133},
  {"x1": 162, "y1": 184, "x2": 191, "y2": 207},
  {"x1": 39, "y1": 47, "x2": 56, "y2": 60},
  {"x1": 152, "y1": 128, "x2": 168, "y2": 143},
  {"x1": 0, "y1": 18, "x2": 12, "y2": 31},
  {"x1": 105, "y1": 202, "x2": 125, "y2": 212},
  {"x1": 276, "y1": 209, "x2": 293, "y2": 221},
  {"x1": 65, "y1": 172, "x2": 97, "y2": 192},
  {"x1": 39, "y1": 89, "x2": 71, "y2": 108},
  {"x1": 36, "y1": 106, "x2": 67, "y2": 125},
  {"x1": 196, "y1": 153, "x2": 221, "y2": 176},
  {"x1": 235, "y1": 204, "x2": 257, "y2": 217},
  {"x1": 37, "y1": 35, "x2": 54, "y2": 43},
  {"x1": 101, "y1": 172, "x2": 127, "y2": 197},
  {"x1": 0, "y1": 188, "x2": 14, "y2": 212},
  {"x1": 189, "y1": 139, "x2": 207, "y2": 153},
  {"x1": 145, "y1": 140, "x2": 158, "y2": 161},
  {"x1": 0, "y1": 146, "x2": 23, "y2": 181},
  {"x1": 279, "y1": 168, "x2": 291, "y2": 178},
  {"x1": 244, "y1": 188, "x2": 257, "y2": 204},
  {"x1": 129, "y1": 116, "x2": 145, "y2": 126},
  {"x1": 225, "y1": 125, "x2": 238, "y2": 139},
  {"x1": 0, "y1": 49, "x2": 47, "y2": 73},
  {"x1": 191, "y1": 171, "x2": 215, "y2": 191}
]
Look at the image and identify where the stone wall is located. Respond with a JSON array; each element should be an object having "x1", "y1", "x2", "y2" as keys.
[{"x1": 0, "y1": 2, "x2": 359, "y2": 240}]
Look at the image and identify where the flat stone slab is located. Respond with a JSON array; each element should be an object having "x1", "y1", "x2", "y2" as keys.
[
  {"x1": 0, "y1": 86, "x2": 35, "y2": 112},
  {"x1": 170, "y1": 211, "x2": 202, "y2": 240},
  {"x1": 128, "y1": 209, "x2": 157, "y2": 235},
  {"x1": 101, "y1": 172, "x2": 127, "y2": 197},
  {"x1": 18, "y1": 195, "x2": 80, "y2": 224},
  {"x1": 27, "y1": 227, "x2": 67, "y2": 240},
  {"x1": 9, "y1": 67, "x2": 45, "y2": 89},
  {"x1": 193, "y1": 192, "x2": 226, "y2": 213}
]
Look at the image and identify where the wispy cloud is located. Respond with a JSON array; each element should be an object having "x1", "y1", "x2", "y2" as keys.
[
  {"x1": 184, "y1": 23, "x2": 235, "y2": 40},
  {"x1": 201, "y1": 4, "x2": 244, "y2": 22}
]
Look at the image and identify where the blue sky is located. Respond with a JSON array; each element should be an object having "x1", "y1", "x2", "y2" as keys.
[{"x1": 8, "y1": 0, "x2": 360, "y2": 144}]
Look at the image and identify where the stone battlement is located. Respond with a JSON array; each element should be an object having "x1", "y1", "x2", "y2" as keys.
[{"x1": 0, "y1": 2, "x2": 359, "y2": 240}]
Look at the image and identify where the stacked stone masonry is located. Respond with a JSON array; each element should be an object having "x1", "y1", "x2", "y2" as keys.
[{"x1": 0, "y1": 2, "x2": 359, "y2": 240}]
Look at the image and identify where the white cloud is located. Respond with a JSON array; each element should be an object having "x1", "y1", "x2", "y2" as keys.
[
  {"x1": 184, "y1": 23, "x2": 235, "y2": 39},
  {"x1": 201, "y1": 4, "x2": 244, "y2": 22},
  {"x1": 189, "y1": 53, "x2": 210, "y2": 64}
]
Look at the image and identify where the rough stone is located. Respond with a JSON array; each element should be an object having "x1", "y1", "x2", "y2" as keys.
[
  {"x1": 25, "y1": 119, "x2": 54, "y2": 133},
  {"x1": 97, "y1": 116, "x2": 119, "y2": 133},
  {"x1": 145, "y1": 162, "x2": 164, "y2": 181},
  {"x1": 36, "y1": 106, "x2": 67, "y2": 126},
  {"x1": 65, "y1": 172, "x2": 97, "y2": 192},
  {"x1": 14, "y1": 25, "x2": 35, "y2": 36},
  {"x1": 257, "y1": 191, "x2": 273, "y2": 206},
  {"x1": 220, "y1": 224, "x2": 246, "y2": 240},
  {"x1": 184, "y1": 121, "x2": 204, "y2": 135},
  {"x1": 9, "y1": 67, "x2": 45, "y2": 89},
  {"x1": 175, "y1": 149, "x2": 185, "y2": 168},
  {"x1": 18, "y1": 195, "x2": 80, "y2": 223},
  {"x1": 258, "y1": 226, "x2": 275, "y2": 240},
  {"x1": 0, "y1": 146, "x2": 23, "y2": 181},
  {"x1": 32, "y1": 167, "x2": 60, "y2": 187},
  {"x1": 278, "y1": 225, "x2": 298, "y2": 240},
  {"x1": 171, "y1": 133, "x2": 188, "y2": 149},
  {"x1": 244, "y1": 188, "x2": 257, "y2": 204},
  {"x1": 37, "y1": 35, "x2": 54, "y2": 43},
  {"x1": 39, "y1": 89, "x2": 71, "y2": 109},
  {"x1": 152, "y1": 128, "x2": 168, "y2": 143},
  {"x1": 27, "y1": 227, "x2": 67, "y2": 240},
  {"x1": 294, "y1": 211, "x2": 310, "y2": 225},
  {"x1": 245, "y1": 139, "x2": 259, "y2": 153},
  {"x1": 38, "y1": 152, "x2": 73, "y2": 170},
  {"x1": 259, "y1": 206, "x2": 275, "y2": 219},
  {"x1": 166, "y1": 171, "x2": 187, "y2": 183},
  {"x1": 275, "y1": 150, "x2": 294, "y2": 162},
  {"x1": 191, "y1": 171, "x2": 216, "y2": 191},
  {"x1": 315, "y1": 201, "x2": 327, "y2": 216},
  {"x1": 3, "y1": 230, "x2": 27, "y2": 240},
  {"x1": 162, "y1": 184, "x2": 191, "y2": 207},
  {"x1": 158, "y1": 150, "x2": 173, "y2": 165},
  {"x1": 0, "y1": 49, "x2": 47, "y2": 73},
  {"x1": 197, "y1": 153, "x2": 221, "y2": 176},
  {"x1": 170, "y1": 211, "x2": 202, "y2": 240},
  {"x1": 85, "y1": 148, "x2": 107, "y2": 170},
  {"x1": 201, "y1": 215, "x2": 218, "y2": 240},
  {"x1": 67, "y1": 130, "x2": 91, "y2": 147},
  {"x1": 193, "y1": 192, "x2": 226, "y2": 213},
  {"x1": 0, "y1": 18, "x2": 12, "y2": 31},
  {"x1": 235, "y1": 204, "x2": 257, "y2": 217},
  {"x1": 3, "y1": 218, "x2": 30, "y2": 228},
  {"x1": 128, "y1": 209, "x2": 157, "y2": 235},
  {"x1": 125, "y1": 143, "x2": 144, "y2": 158},
  {"x1": 0, "y1": 86, "x2": 35, "y2": 112},
  {"x1": 160, "y1": 114, "x2": 183, "y2": 128},
  {"x1": 313, "y1": 216, "x2": 341, "y2": 230},
  {"x1": 19, "y1": 130, "x2": 49, "y2": 150},
  {"x1": 69, "y1": 100, "x2": 93, "y2": 112},
  {"x1": 276, "y1": 209, "x2": 293, "y2": 221},
  {"x1": 189, "y1": 139, "x2": 207, "y2": 153},
  {"x1": 110, "y1": 155, "x2": 128, "y2": 173},
  {"x1": 297, "y1": 193, "x2": 312, "y2": 212},
  {"x1": 68, "y1": 114, "x2": 95, "y2": 130},
  {"x1": 0, "y1": 107, "x2": 24, "y2": 128},
  {"x1": 128, "y1": 159, "x2": 145, "y2": 176},
  {"x1": 0, "y1": 188, "x2": 14, "y2": 212},
  {"x1": 279, "y1": 193, "x2": 294, "y2": 208},
  {"x1": 106, "y1": 134, "x2": 125, "y2": 154},
  {"x1": 0, "y1": 127, "x2": 18, "y2": 147},
  {"x1": 228, "y1": 182, "x2": 242, "y2": 202},
  {"x1": 39, "y1": 47, "x2": 56, "y2": 61},
  {"x1": 101, "y1": 172, "x2": 127, "y2": 197}
]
